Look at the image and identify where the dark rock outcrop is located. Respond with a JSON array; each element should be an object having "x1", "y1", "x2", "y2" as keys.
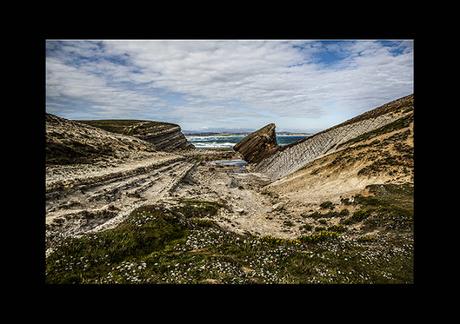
[
  {"x1": 46, "y1": 114, "x2": 157, "y2": 165},
  {"x1": 234, "y1": 123, "x2": 279, "y2": 163},
  {"x1": 78, "y1": 120, "x2": 194, "y2": 152}
]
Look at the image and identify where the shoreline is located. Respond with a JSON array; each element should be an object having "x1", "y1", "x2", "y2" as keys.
[
  {"x1": 186, "y1": 133, "x2": 311, "y2": 137},
  {"x1": 194, "y1": 147, "x2": 235, "y2": 151}
]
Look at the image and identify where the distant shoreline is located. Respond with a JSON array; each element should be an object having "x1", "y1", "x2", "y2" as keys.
[
  {"x1": 195, "y1": 147, "x2": 234, "y2": 151},
  {"x1": 187, "y1": 133, "x2": 310, "y2": 149},
  {"x1": 185, "y1": 132, "x2": 312, "y2": 137}
]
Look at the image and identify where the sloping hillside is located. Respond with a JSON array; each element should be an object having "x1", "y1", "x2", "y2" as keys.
[
  {"x1": 46, "y1": 96, "x2": 414, "y2": 284},
  {"x1": 46, "y1": 114, "x2": 196, "y2": 251},
  {"x1": 78, "y1": 119, "x2": 194, "y2": 152},
  {"x1": 46, "y1": 114, "x2": 157, "y2": 165},
  {"x1": 266, "y1": 104, "x2": 413, "y2": 204},
  {"x1": 255, "y1": 95, "x2": 414, "y2": 180}
]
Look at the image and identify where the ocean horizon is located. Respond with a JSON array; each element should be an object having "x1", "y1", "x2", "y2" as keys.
[{"x1": 186, "y1": 134, "x2": 309, "y2": 149}]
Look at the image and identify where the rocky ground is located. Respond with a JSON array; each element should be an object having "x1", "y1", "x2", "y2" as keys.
[
  {"x1": 45, "y1": 95, "x2": 414, "y2": 284},
  {"x1": 46, "y1": 145, "x2": 413, "y2": 284}
]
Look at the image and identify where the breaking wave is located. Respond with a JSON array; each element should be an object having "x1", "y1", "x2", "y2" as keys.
[{"x1": 187, "y1": 134, "x2": 308, "y2": 149}]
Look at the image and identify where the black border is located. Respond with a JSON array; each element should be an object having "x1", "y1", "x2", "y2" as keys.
[{"x1": 21, "y1": 30, "x2": 427, "y2": 304}]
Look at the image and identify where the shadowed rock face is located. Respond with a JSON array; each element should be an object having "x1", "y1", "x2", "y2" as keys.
[
  {"x1": 78, "y1": 120, "x2": 194, "y2": 152},
  {"x1": 234, "y1": 123, "x2": 279, "y2": 164}
]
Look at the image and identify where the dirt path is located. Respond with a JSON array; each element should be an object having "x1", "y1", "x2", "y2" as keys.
[
  {"x1": 169, "y1": 162, "x2": 308, "y2": 239},
  {"x1": 46, "y1": 149, "x2": 370, "y2": 253}
]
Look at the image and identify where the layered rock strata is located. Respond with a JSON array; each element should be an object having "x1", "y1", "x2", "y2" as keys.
[
  {"x1": 233, "y1": 123, "x2": 279, "y2": 163},
  {"x1": 79, "y1": 120, "x2": 194, "y2": 152},
  {"x1": 255, "y1": 95, "x2": 414, "y2": 180},
  {"x1": 46, "y1": 114, "x2": 157, "y2": 165}
]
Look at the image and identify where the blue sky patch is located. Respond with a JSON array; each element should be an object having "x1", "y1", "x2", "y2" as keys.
[{"x1": 46, "y1": 40, "x2": 413, "y2": 132}]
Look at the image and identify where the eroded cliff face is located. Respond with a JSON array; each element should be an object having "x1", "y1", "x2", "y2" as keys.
[
  {"x1": 46, "y1": 114, "x2": 157, "y2": 165},
  {"x1": 79, "y1": 120, "x2": 194, "y2": 152},
  {"x1": 233, "y1": 123, "x2": 279, "y2": 164},
  {"x1": 255, "y1": 94, "x2": 414, "y2": 180},
  {"x1": 266, "y1": 108, "x2": 414, "y2": 204}
]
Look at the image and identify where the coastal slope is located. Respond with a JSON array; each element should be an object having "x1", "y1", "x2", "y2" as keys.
[
  {"x1": 78, "y1": 119, "x2": 194, "y2": 152},
  {"x1": 46, "y1": 114, "x2": 196, "y2": 249},
  {"x1": 46, "y1": 113, "x2": 157, "y2": 165},
  {"x1": 255, "y1": 95, "x2": 414, "y2": 180},
  {"x1": 46, "y1": 95, "x2": 414, "y2": 284},
  {"x1": 266, "y1": 99, "x2": 413, "y2": 204}
]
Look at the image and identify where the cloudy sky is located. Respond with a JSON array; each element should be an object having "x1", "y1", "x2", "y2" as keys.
[{"x1": 46, "y1": 40, "x2": 413, "y2": 132}]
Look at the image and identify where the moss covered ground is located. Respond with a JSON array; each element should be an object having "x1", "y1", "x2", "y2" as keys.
[{"x1": 46, "y1": 184, "x2": 413, "y2": 284}]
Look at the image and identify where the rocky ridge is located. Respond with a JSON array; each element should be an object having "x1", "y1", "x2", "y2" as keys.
[
  {"x1": 46, "y1": 114, "x2": 157, "y2": 165},
  {"x1": 79, "y1": 119, "x2": 194, "y2": 152},
  {"x1": 254, "y1": 95, "x2": 414, "y2": 180}
]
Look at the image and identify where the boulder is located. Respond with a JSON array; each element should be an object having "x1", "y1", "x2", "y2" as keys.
[{"x1": 233, "y1": 123, "x2": 279, "y2": 164}]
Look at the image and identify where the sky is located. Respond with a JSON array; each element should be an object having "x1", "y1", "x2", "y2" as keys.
[{"x1": 46, "y1": 40, "x2": 413, "y2": 133}]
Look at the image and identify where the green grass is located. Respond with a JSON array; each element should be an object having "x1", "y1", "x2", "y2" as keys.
[
  {"x1": 342, "y1": 209, "x2": 372, "y2": 225},
  {"x1": 175, "y1": 198, "x2": 225, "y2": 218},
  {"x1": 46, "y1": 206, "x2": 189, "y2": 284},
  {"x1": 190, "y1": 219, "x2": 218, "y2": 228},
  {"x1": 314, "y1": 226, "x2": 327, "y2": 232},
  {"x1": 46, "y1": 184, "x2": 413, "y2": 284},
  {"x1": 320, "y1": 201, "x2": 334, "y2": 210},
  {"x1": 337, "y1": 113, "x2": 413, "y2": 149},
  {"x1": 281, "y1": 238, "x2": 413, "y2": 284},
  {"x1": 357, "y1": 234, "x2": 377, "y2": 243},
  {"x1": 327, "y1": 225, "x2": 347, "y2": 233},
  {"x1": 300, "y1": 224, "x2": 313, "y2": 232},
  {"x1": 299, "y1": 231, "x2": 340, "y2": 243},
  {"x1": 304, "y1": 209, "x2": 348, "y2": 219},
  {"x1": 341, "y1": 198, "x2": 352, "y2": 205},
  {"x1": 357, "y1": 149, "x2": 413, "y2": 177},
  {"x1": 341, "y1": 184, "x2": 413, "y2": 231}
]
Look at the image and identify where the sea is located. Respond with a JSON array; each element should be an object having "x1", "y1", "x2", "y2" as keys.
[{"x1": 186, "y1": 134, "x2": 309, "y2": 149}]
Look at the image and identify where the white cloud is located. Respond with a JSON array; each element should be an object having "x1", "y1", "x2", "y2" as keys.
[
  {"x1": 46, "y1": 40, "x2": 413, "y2": 131},
  {"x1": 46, "y1": 56, "x2": 165, "y2": 118}
]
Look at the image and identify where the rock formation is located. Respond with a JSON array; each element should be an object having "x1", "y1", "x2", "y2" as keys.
[
  {"x1": 78, "y1": 120, "x2": 194, "y2": 152},
  {"x1": 46, "y1": 114, "x2": 157, "y2": 165},
  {"x1": 266, "y1": 102, "x2": 414, "y2": 202},
  {"x1": 255, "y1": 94, "x2": 414, "y2": 180},
  {"x1": 233, "y1": 123, "x2": 279, "y2": 164}
]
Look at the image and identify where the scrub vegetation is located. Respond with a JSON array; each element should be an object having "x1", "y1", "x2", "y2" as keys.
[{"x1": 47, "y1": 183, "x2": 413, "y2": 284}]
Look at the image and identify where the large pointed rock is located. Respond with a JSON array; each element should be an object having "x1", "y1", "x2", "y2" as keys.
[{"x1": 234, "y1": 123, "x2": 279, "y2": 163}]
